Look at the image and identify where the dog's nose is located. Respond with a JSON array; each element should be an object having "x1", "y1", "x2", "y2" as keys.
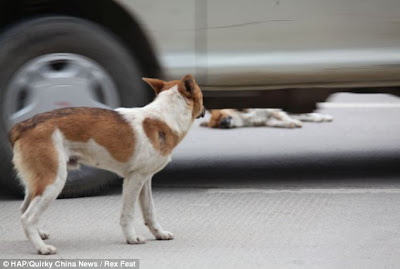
[
  {"x1": 219, "y1": 116, "x2": 232, "y2": 128},
  {"x1": 197, "y1": 106, "x2": 206, "y2": 119}
]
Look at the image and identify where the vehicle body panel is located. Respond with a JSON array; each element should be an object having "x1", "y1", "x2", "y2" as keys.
[
  {"x1": 116, "y1": 0, "x2": 400, "y2": 90},
  {"x1": 115, "y1": 0, "x2": 198, "y2": 80}
]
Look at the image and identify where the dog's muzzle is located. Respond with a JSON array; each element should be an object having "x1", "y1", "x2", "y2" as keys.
[
  {"x1": 197, "y1": 106, "x2": 206, "y2": 119},
  {"x1": 219, "y1": 116, "x2": 233, "y2": 128}
]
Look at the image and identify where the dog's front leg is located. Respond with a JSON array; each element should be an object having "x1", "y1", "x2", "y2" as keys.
[
  {"x1": 120, "y1": 174, "x2": 148, "y2": 244},
  {"x1": 139, "y1": 179, "x2": 174, "y2": 240}
]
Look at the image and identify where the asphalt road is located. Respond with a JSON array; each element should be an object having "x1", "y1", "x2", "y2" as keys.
[
  {"x1": 156, "y1": 92, "x2": 400, "y2": 186},
  {"x1": 1, "y1": 92, "x2": 400, "y2": 269}
]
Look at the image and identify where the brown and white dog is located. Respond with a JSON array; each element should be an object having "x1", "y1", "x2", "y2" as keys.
[
  {"x1": 203, "y1": 109, "x2": 332, "y2": 129},
  {"x1": 9, "y1": 74, "x2": 205, "y2": 255}
]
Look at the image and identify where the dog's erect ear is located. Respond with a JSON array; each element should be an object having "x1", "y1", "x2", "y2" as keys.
[
  {"x1": 142, "y1": 78, "x2": 166, "y2": 95},
  {"x1": 182, "y1": 74, "x2": 196, "y2": 94}
]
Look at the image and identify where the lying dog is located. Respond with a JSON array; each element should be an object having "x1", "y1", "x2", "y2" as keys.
[
  {"x1": 9, "y1": 75, "x2": 205, "y2": 255},
  {"x1": 203, "y1": 109, "x2": 333, "y2": 129}
]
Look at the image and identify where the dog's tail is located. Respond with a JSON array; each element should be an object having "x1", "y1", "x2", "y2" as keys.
[
  {"x1": 9, "y1": 124, "x2": 24, "y2": 148},
  {"x1": 9, "y1": 113, "x2": 43, "y2": 147},
  {"x1": 8, "y1": 120, "x2": 34, "y2": 148}
]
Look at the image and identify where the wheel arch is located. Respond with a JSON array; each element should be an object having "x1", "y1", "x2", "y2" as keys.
[{"x1": 0, "y1": 0, "x2": 162, "y2": 78}]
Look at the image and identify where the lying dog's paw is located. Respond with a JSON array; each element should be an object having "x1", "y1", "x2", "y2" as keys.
[
  {"x1": 155, "y1": 230, "x2": 174, "y2": 240},
  {"x1": 38, "y1": 229, "x2": 50, "y2": 240},
  {"x1": 126, "y1": 235, "x2": 147, "y2": 245},
  {"x1": 319, "y1": 114, "x2": 333, "y2": 122},
  {"x1": 287, "y1": 119, "x2": 303, "y2": 128},
  {"x1": 38, "y1": 244, "x2": 56, "y2": 255},
  {"x1": 294, "y1": 113, "x2": 333, "y2": 122}
]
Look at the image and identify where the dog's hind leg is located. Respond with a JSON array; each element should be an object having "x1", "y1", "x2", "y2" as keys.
[
  {"x1": 16, "y1": 131, "x2": 67, "y2": 254},
  {"x1": 290, "y1": 113, "x2": 333, "y2": 122},
  {"x1": 21, "y1": 163, "x2": 67, "y2": 254},
  {"x1": 20, "y1": 191, "x2": 49, "y2": 240},
  {"x1": 20, "y1": 190, "x2": 31, "y2": 214},
  {"x1": 140, "y1": 179, "x2": 173, "y2": 240}
]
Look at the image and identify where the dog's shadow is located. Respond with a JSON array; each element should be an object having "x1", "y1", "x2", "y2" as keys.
[{"x1": 13, "y1": 229, "x2": 167, "y2": 256}]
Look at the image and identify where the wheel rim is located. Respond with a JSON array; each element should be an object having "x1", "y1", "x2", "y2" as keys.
[{"x1": 2, "y1": 53, "x2": 120, "y2": 130}]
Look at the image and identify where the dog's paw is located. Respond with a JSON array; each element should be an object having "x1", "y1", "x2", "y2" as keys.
[
  {"x1": 287, "y1": 119, "x2": 303, "y2": 128},
  {"x1": 320, "y1": 114, "x2": 333, "y2": 122},
  {"x1": 303, "y1": 113, "x2": 333, "y2": 122},
  {"x1": 293, "y1": 119, "x2": 303, "y2": 128},
  {"x1": 38, "y1": 244, "x2": 56, "y2": 255},
  {"x1": 126, "y1": 235, "x2": 147, "y2": 245},
  {"x1": 155, "y1": 230, "x2": 174, "y2": 240},
  {"x1": 38, "y1": 229, "x2": 50, "y2": 240}
]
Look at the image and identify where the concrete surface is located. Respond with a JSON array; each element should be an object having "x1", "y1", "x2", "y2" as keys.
[
  {"x1": 1, "y1": 93, "x2": 400, "y2": 269},
  {"x1": 2, "y1": 186, "x2": 400, "y2": 269}
]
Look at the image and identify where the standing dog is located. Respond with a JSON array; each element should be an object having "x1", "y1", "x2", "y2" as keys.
[
  {"x1": 9, "y1": 74, "x2": 205, "y2": 255},
  {"x1": 204, "y1": 109, "x2": 332, "y2": 129}
]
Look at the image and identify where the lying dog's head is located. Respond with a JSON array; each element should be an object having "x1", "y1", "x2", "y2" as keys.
[
  {"x1": 201, "y1": 109, "x2": 251, "y2": 128},
  {"x1": 204, "y1": 109, "x2": 236, "y2": 128},
  {"x1": 143, "y1": 75, "x2": 205, "y2": 119}
]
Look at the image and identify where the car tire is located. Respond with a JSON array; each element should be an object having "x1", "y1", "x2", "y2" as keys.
[{"x1": 0, "y1": 16, "x2": 151, "y2": 198}]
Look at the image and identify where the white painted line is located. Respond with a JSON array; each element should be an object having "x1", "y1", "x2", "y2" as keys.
[
  {"x1": 208, "y1": 188, "x2": 400, "y2": 194},
  {"x1": 318, "y1": 103, "x2": 400, "y2": 108}
]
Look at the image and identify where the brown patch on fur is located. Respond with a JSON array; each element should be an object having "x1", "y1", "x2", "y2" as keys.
[
  {"x1": 10, "y1": 107, "x2": 136, "y2": 197},
  {"x1": 10, "y1": 107, "x2": 135, "y2": 163},
  {"x1": 14, "y1": 137, "x2": 58, "y2": 197},
  {"x1": 142, "y1": 117, "x2": 181, "y2": 156}
]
